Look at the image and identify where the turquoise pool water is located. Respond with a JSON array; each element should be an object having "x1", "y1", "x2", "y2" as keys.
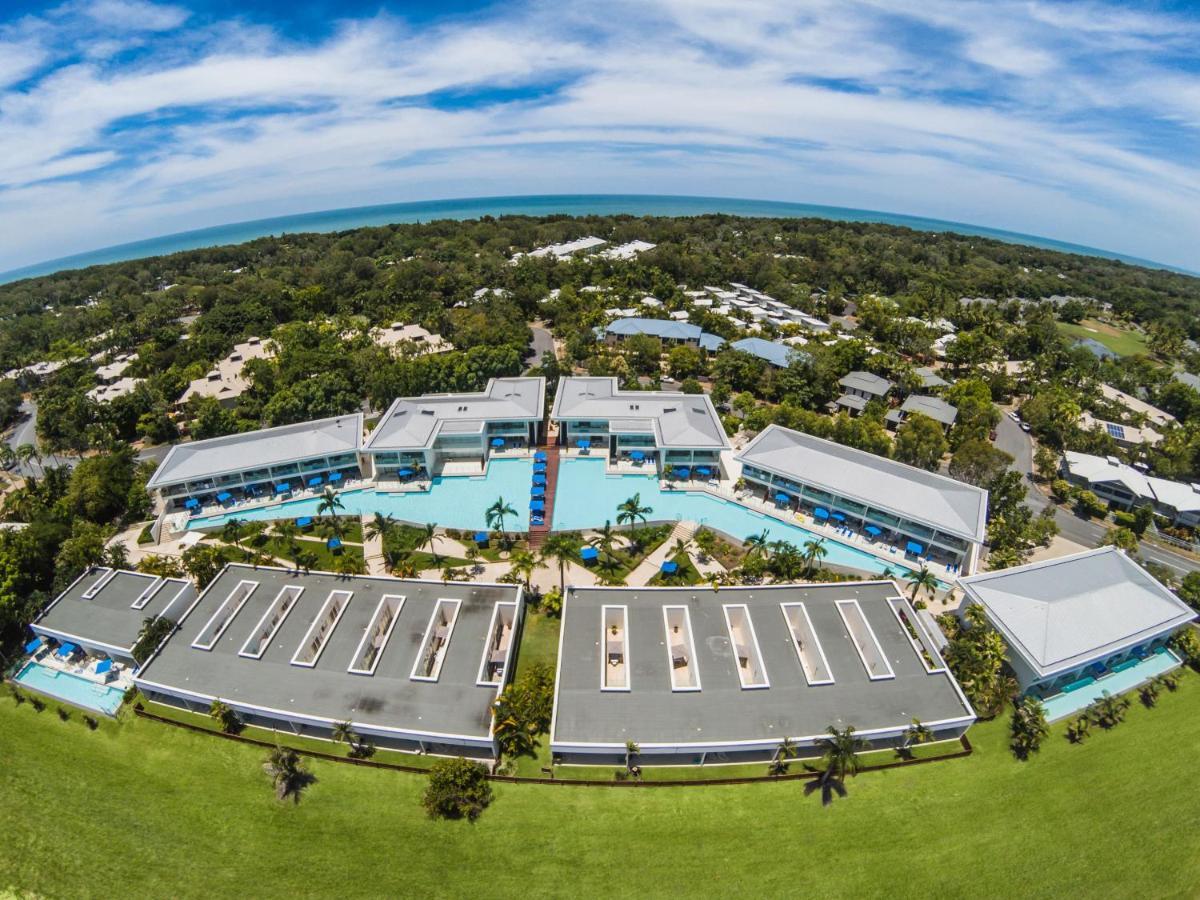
[
  {"x1": 1039, "y1": 649, "x2": 1181, "y2": 722},
  {"x1": 15, "y1": 662, "x2": 125, "y2": 716},
  {"x1": 191, "y1": 458, "x2": 537, "y2": 532},
  {"x1": 552, "y1": 457, "x2": 923, "y2": 579}
]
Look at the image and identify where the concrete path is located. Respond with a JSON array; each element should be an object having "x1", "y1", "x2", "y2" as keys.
[{"x1": 626, "y1": 521, "x2": 694, "y2": 586}]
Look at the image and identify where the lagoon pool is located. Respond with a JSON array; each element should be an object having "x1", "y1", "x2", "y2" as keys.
[
  {"x1": 192, "y1": 458, "x2": 537, "y2": 532},
  {"x1": 15, "y1": 662, "x2": 125, "y2": 716},
  {"x1": 1039, "y1": 648, "x2": 1181, "y2": 722},
  {"x1": 552, "y1": 457, "x2": 922, "y2": 579}
]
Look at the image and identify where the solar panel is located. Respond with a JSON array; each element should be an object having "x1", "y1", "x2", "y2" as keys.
[{"x1": 1105, "y1": 422, "x2": 1126, "y2": 440}]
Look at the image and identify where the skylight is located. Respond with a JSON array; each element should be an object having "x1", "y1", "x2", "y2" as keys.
[
  {"x1": 291, "y1": 590, "x2": 352, "y2": 667},
  {"x1": 476, "y1": 601, "x2": 517, "y2": 686},
  {"x1": 601, "y1": 605, "x2": 630, "y2": 690},
  {"x1": 780, "y1": 602, "x2": 834, "y2": 685},
  {"x1": 239, "y1": 585, "x2": 303, "y2": 659},
  {"x1": 836, "y1": 599, "x2": 895, "y2": 680},
  {"x1": 192, "y1": 580, "x2": 258, "y2": 650},
  {"x1": 723, "y1": 604, "x2": 769, "y2": 688},
  {"x1": 662, "y1": 605, "x2": 700, "y2": 691},
  {"x1": 348, "y1": 594, "x2": 404, "y2": 675},
  {"x1": 411, "y1": 599, "x2": 461, "y2": 681}
]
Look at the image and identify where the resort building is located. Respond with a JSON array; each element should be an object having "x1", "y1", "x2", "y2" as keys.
[
  {"x1": 885, "y1": 394, "x2": 958, "y2": 432},
  {"x1": 86, "y1": 376, "x2": 144, "y2": 404},
  {"x1": 94, "y1": 354, "x2": 134, "y2": 383},
  {"x1": 178, "y1": 336, "x2": 274, "y2": 408},
  {"x1": 1061, "y1": 451, "x2": 1200, "y2": 526},
  {"x1": 832, "y1": 371, "x2": 892, "y2": 416},
  {"x1": 363, "y1": 377, "x2": 545, "y2": 481},
  {"x1": 145, "y1": 413, "x2": 364, "y2": 513},
  {"x1": 1078, "y1": 412, "x2": 1162, "y2": 449},
  {"x1": 29, "y1": 566, "x2": 195, "y2": 668},
  {"x1": 958, "y1": 548, "x2": 1194, "y2": 720},
  {"x1": 1099, "y1": 384, "x2": 1174, "y2": 429},
  {"x1": 550, "y1": 582, "x2": 975, "y2": 766},
  {"x1": 368, "y1": 323, "x2": 453, "y2": 357},
  {"x1": 736, "y1": 424, "x2": 988, "y2": 573},
  {"x1": 551, "y1": 377, "x2": 730, "y2": 473},
  {"x1": 728, "y1": 337, "x2": 809, "y2": 368},
  {"x1": 602, "y1": 317, "x2": 726, "y2": 352},
  {"x1": 913, "y1": 366, "x2": 949, "y2": 390},
  {"x1": 135, "y1": 565, "x2": 522, "y2": 760},
  {"x1": 517, "y1": 236, "x2": 607, "y2": 260},
  {"x1": 600, "y1": 240, "x2": 657, "y2": 260}
]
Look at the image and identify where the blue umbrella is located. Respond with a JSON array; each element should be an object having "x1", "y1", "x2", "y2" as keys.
[
  {"x1": 95, "y1": 658, "x2": 113, "y2": 674},
  {"x1": 328, "y1": 472, "x2": 343, "y2": 483},
  {"x1": 216, "y1": 491, "x2": 233, "y2": 503},
  {"x1": 473, "y1": 531, "x2": 489, "y2": 544},
  {"x1": 630, "y1": 450, "x2": 645, "y2": 461},
  {"x1": 491, "y1": 437, "x2": 505, "y2": 448},
  {"x1": 530, "y1": 499, "x2": 545, "y2": 511},
  {"x1": 57, "y1": 642, "x2": 76, "y2": 658},
  {"x1": 813, "y1": 507, "x2": 830, "y2": 519},
  {"x1": 532, "y1": 474, "x2": 547, "y2": 485},
  {"x1": 531, "y1": 485, "x2": 546, "y2": 497},
  {"x1": 775, "y1": 492, "x2": 792, "y2": 504},
  {"x1": 864, "y1": 525, "x2": 882, "y2": 536},
  {"x1": 675, "y1": 467, "x2": 691, "y2": 478},
  {"x1": 274, "y1": 483, "x2": 291, "y2": 494},
  {"x1": 534, "y1": 451, "x2": 547, "y2": 461},
  {"x1": 831, "y1": 511, "x2": 846, "y2": 522},
  {"x1": 580, "y1": 546, "x2": 599, "y2": 562},
  {"x1": 695, "y1": 467, "x2": 712, "y2": 477},
  {"x1": 295, "y1": 516, "x2": 312, "y2": 528},
  {"x1": 327, "y1": 537, "x2": 343, "y2": 550},
  {"x1": 184, "y1": 498, "x2": 200, "y2": 509},
  {"x1": 24, "y1": 636, "x2": 42, "y2": 654},
  {"x1": 905, "y1": 541, "x2": 924, "y2": 555},
  {"x1": 577, "y1": 438, "x2": 591, "y2": 448},
  {"x1": 307, "y1": 476, "x2": 323, "y2": 487},
  {"x1": 533, "y1": 463, "x2": 547, "y2": 473},
  {"x1": 398, "y1": 467, "x2": 414, "y2": 477},
  {"x1": 660, "y1": 560, "x2": 678, "y2": 574}
]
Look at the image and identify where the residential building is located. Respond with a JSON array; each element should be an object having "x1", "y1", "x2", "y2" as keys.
[
  {"x1": 833, "y1": 370, "x2": 892, "y2": 416},
  {"x1": 135, "y1": 564, "x2": 522, "y2": 760},
  {"x1": 86, "y1": 376, "x2": 144, "y2": 404},
  {"x1": 145, "y1": 413, "x2": 364, "y2": 512},
  {"x1": 517, "y1": 236, "x2": 607, "y2": 260},
  {"x1": 736, "y1": 424, "x2": 988, "y2": 572},
  {"x1": 94, "y1": 354, "x2": 134, "y2": 383},
  {"x1": 550, "y1": 582, "x2": 975, "y2": 766},
  {"x1": 363, "y1": 377, "x2": 546, "y2": 480},
  {"x1": 178, "y1": 337, "x2": 275, "y2": 408},
  {"x1": 551, "y1": 376, "x2": 729, "y2": 472},
  {"x1": 599, "y1": 239, "x2": 657, "y2": 260},
  {"x1": 30, "y1": 567, "x2": 195, "y2": 668},
  {"x1": 1061, "y1": 451, "x2": 1200, "y2": 526},
  {"x1": 1098, "y1": 384, "x2": 1174, "y2": 429},
  {"x1": 729, "y1": 337, "x2": 808, "y2": 368},
  {"x1": 958, "y1": 548, "x2": 1194, "y2": 720},
  {"x1": 913, "y1": 366, "x2": 949, "y2": 390},
  {"x1": 1078, "y1": 412, "x2": 1162, "y2": 449},
  {"x1": 602, "y1": 317, "x2": 726, "y2": 352},
  {"x1": 368, "y1": 322, "x2": 453, "y2": 357},
  {"x1": 885, "y1": 394, "x2": 958, "y2": 432}
]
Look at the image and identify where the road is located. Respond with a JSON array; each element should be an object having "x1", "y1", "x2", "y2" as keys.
[
  {"x1": 995, "y1": 410, "x2": 1200, "y2": 577},
  {"x1": 526, "y1": 324, "x2": 555, "y2": 368}
]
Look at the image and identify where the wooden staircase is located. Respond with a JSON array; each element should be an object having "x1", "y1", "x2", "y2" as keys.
[{"x1": 528, "y1": 443, "x2": 560, "y2": 551}]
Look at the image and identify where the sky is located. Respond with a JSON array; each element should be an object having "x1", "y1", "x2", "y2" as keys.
[{"x1": 1, "y1": 0, "x2": 1199, "y2": 272}]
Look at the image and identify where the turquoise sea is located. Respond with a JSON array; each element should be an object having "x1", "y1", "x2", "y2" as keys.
[{"x1": 0, "y1": 193, "x2": 1188, "y2": 284}]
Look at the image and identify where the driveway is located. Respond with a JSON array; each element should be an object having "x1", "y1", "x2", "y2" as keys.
[{"x1": 526, "y1": 324, "x2": 555, "y2": 368}]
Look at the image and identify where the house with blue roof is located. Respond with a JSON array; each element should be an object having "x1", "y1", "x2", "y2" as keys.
[
  {"x1": 602, "y1": 317, "x2": 726, "y2": 352},
  {"x1": 729, "y1": 337, "x2": 809, "y2": 368}
]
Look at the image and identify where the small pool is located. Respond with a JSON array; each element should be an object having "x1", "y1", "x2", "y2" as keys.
[
  {"x1": 1039, "y1": 649, "x2": 1181, "y2": 721},
  {"x1": 552, "y1": 457, "x2": 926, "y2": 580},
  {"x1": 14, "y1": 662, "x2": 126, "y2": 716},
  {"x1": 191, "y1": 458, "x2": 536, "y2": 532}
]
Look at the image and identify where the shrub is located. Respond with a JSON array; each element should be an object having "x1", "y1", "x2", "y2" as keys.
[
  {"x1": 1073, "y1": 490, "x2": 1107, "y2": 520},
  {"x1": 1050, "y1": 479, "x2": 1073, "y2": 502},
  {"x1": 540, "y1": 587, "x2": 563, "y2": 617},
  {"x1": 1009, "y1": 696, "x2": 1049, "y2": 760},
  {"x1": 209, "y1": 699, "x2": 242, "y2": 734},
  {"x1": 1112, "y1": 510, "x2": 1136, "y2": 530},
  {"x1": 1085, "y1": 691, "x2": 1131, "y2": 729},
  {"x1": 132, "y1": 616, "x2": 175, "y2": 664},
  {"x1": 137, "y1": 523, "x2": 155, "y2": 545},
  {"x1": 423, "y1": 757, "x2": 493, "y2": 821},
  {"x1": 492, "y1": 662, "x2": 555, "y2": 757},
  {"x1": 1171, "y1": 628, "x2": 1200, "y2": 671}
]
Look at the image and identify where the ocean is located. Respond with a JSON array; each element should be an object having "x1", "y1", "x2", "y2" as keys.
[{"x1": 0, "y1": 193, "x2": 1187, "y2": 284}]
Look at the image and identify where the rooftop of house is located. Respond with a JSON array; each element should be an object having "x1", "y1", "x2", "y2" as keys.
[
  {"x1": 887, "y1": 394, "x2": 958, "y2": 427},
  {"x1": 729, "y1": 337, "x2": 809, "y2": 368},
  {"x1": 552, "y1": 582, "x2": 974, "y2": 750},
  {"x1": 551, "y1": 377, "x2": 729, "y2": 449},
  {"x1": 178, "y1": 337, "x2": 275, "y2": 405},
  {"x1": 838, "y1": 371, "x2": 893, "y2": 396}
]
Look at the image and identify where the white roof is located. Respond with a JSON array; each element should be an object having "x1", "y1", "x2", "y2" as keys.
[
  {"x1": 551, "y1": 377, "x2": 729, "y2": 450},
  {"x1": 737, "y1": 424, "x2": 987, "y2": 543},
  {"x1": 146, "y1": 413, "x2": 363, "y2": 489},
  {"x1": 960, "y1": 548, "x2": 1195, "y2": 679}
]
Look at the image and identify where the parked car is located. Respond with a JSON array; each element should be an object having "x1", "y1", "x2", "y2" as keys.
[{"x1": 1020, "y1": 423, "x2": 1032, "y2": 433}]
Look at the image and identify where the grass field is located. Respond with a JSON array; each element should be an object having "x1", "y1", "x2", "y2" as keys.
[
  {"x1": 1058, "y1": 319, "x2": 1151, "y2": 357},
  {"x1": 4, "y1": 672, "x2": 1200, "y2": 897}
]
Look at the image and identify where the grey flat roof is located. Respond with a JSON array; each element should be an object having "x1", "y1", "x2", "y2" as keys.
[
  {"x1": 737, "y1": 424, "x2": 987, "y2": 543},
  {"x1": 32, "y1": 568, "x2": 192, "y2": 654},
  {"x1": 146, "y1": 413, "x2": 363, "y2": 489},
  {"x1": 894, "y1": 394, "x2": 958, "y2": 426},
  {"x1": 135, "y1": 565, "x2": 521, "y2": 741},
  {"x1": 551, "y1": 377, "x2": 730, "y2": 450},
  {"x1": 959, "y1": 547, "x2": 1196, "y2": 679},
  {"x1": 552, "y1": 583, "x2": 974, "y2": 749},
  {"x1": 364, "y1": 377, "x2": 545, "y2": 452},
  {"x1": 839, "y1": 371, "x2": 892, "y2": 396}
]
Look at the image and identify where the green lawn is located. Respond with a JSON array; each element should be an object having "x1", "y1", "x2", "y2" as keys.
[
  {"x1": 1058, "y1": 319, "x2": 1150, "y2": 357},
  {"x1": 4, "y1": 673, "x2": 1200, "y2": 897},
  {"x1": 648, "y1": 550, "x2": 703, "y2": 586}
]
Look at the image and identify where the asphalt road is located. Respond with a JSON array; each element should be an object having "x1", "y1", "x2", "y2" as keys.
[
  {"x1": 995, "y1": 408, "x2": 1200, "y2": 577},
  {"x1": 526, "y1": 324, "x2": 555, "y2": 368}
]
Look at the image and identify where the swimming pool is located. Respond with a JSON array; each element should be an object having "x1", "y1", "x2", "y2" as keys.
[
  {"x1": 1039, "y1": 649, "x2": 1181, "y2": 722},
  {"x1": 552, "y1": 457, "x2": 923, "y2": 579},
  {"x1": 191, "y1": 458, "x2": 537, "y2": 532},
  {"x1": 14, "y1": 662, "x2": 126, "y2": 716}
]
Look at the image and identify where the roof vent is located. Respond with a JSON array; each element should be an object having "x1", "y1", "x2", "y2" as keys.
[
  {"x1": 421, "y1": 409, "x2": 435, "y2": 416},
  {"x1": 663, "y1": 407, "x2": 676, "y2": 413},
  {"x1": 1105, "y1": 455, "x2": 1121, "y2": 466}
]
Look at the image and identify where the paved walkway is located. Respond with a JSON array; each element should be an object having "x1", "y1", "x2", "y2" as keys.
[{"x1": 625, "y1": 521, "x2": 694, "y2": 585}]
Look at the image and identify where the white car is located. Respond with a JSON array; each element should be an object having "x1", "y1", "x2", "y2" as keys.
[
  {"x1": 1008, "y1": 411, "x2": 1020, "y2": 421},
  {"x1": 1020, "y1": 422, "x2": 1032, "y2": 433}
]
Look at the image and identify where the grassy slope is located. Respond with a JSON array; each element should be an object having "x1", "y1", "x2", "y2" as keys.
[
  {"x1": 4, "y1": 678, "x2": 1200, "y2": 898},
  {"x1": 1058, "y1": 320, "x2": 1150, "y2": 357}
]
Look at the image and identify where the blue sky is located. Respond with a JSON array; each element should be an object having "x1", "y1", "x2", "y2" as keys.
[{"x1": 1, "y1": 0, "x2": 1199, "y2": 271}]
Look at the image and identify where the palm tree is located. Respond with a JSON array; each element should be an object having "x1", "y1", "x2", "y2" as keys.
[
  {"x1": 907, "y1": 567, "x2": 939, "y2": 604},
  {"x1": 465, "y1": 545, "x2": 482, "y2": 573},
  {"x1": 899, "y1": 719, "x2": 934, "y2": 759},
  {"x1": 506, "y1": 549, "x2": 539, "y2": 592},
  {"x1": 419, "y1": 522, "x2": 440, "y2": 565},
  {"x1": 0, "y1": 445, "x2": 22, "y2": 489},
  {"x1": 704, "y1": 571, "x2": 724, "y2": 593},
  {"x1": 316, "y1": 487, "x2": 344, "y2": 519},
  {"x1": 222, "y1": 517, "x2": 246, "y2": 553},
  {"x1": 16, "y1": 443, "x2": 39, "y2": 476},
  {"x1": 744, "y1": 529, "x2": 771, "y2": 559},
  {"x1": 486, "y1": 497, "x2": 518, "y2": 547},
  {"x1": 540, "y1": 533, "x2": 580, "y2": 594},
  {"x1": 589, "y1": 520, "x2": 620, "y2": 563},
  {"x1": 274, "y1": 520, "x2": 301, "y2": 557},
  {"x1": 808, "y1": 725, "x2": 870, "y2": 805},
  {"x1": 616, "y1": 493, "x2": 653, "y2": 543},
  {"x1": 389, "y1": 553, "x2": 418, "y2": 578},
  {"x1": 802, "y1": 538, "x2": 827, "y2": 575},
  {"x1": 332, "y1": 720, "x2": 356, "y2": 747},
  {"x1": 769, "y1": 737, "x2": 796, "y2": 776},
  {"x1": 364, "y1": 511, "x2": 396, "y2": 543},
  {"x1": 595, "y1": 553, "x2": 626, "y2": 585},
  {"x1": 624, "y1": 739, "x2": 640, "y2": 775},
  {"x1": 334, "y1": 554, "x2": 365, "y2": 576},
  {"x1": 321, "y1": 516, "x2": 349, "y2": 542},
  {"x1": 208, "y1": 698, "x2": 239, "y2": 733},
  {"x1": 262, "y1": 745, "x2": 313, "y2": 803},
  {"x1": 295, "y1": 549, "x2": 319, "y2": 574}
]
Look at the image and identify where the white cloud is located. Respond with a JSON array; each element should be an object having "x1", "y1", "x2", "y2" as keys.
[{"x1": 0, "y1": 0, "x2": 1198, "y2": 272}]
